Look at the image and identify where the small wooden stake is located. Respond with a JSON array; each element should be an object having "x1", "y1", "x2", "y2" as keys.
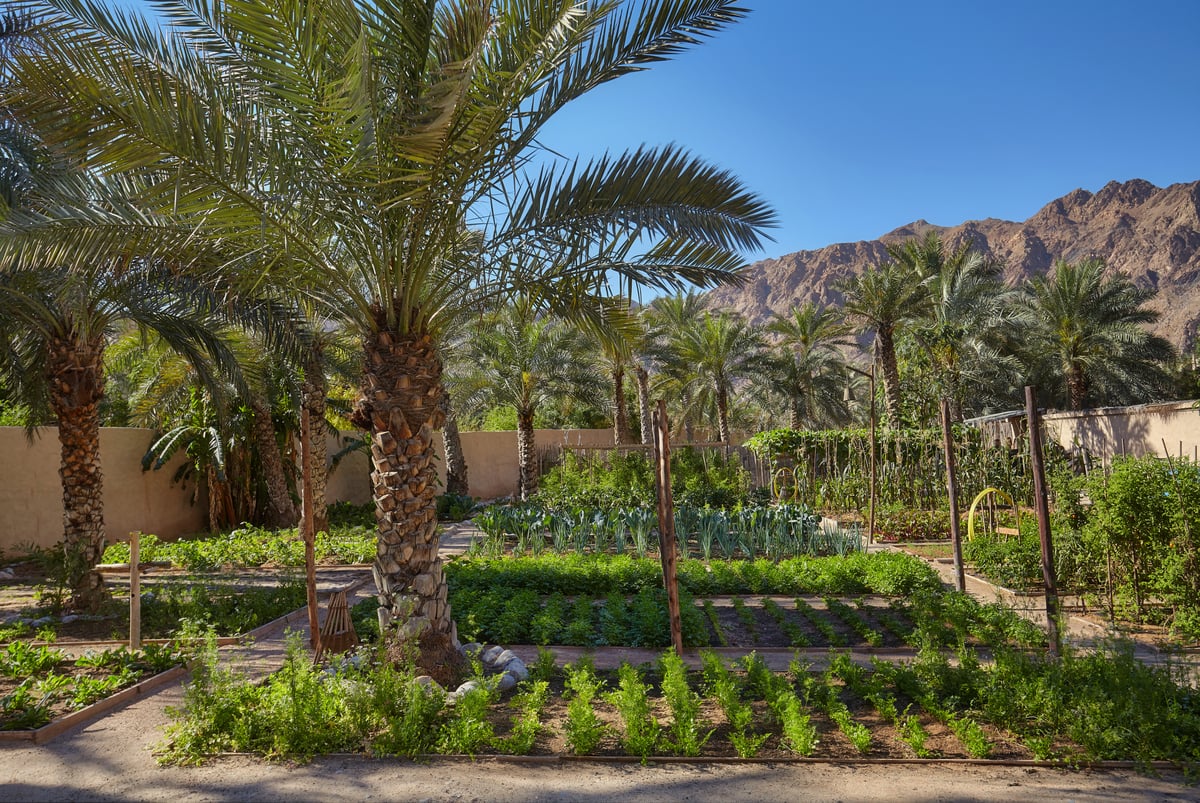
[
  {"x1": 652, "y1": 400, "x2": 684, "y2": 657},
  {"x1": 939, "y1": 398, "x2": 966, "y2": 592},
  {"x1": 301, "y1": 407, "x2": 320, "y2": 651},
  {"x1": 129, "y1": 532, "x2": 141, "y2": 650},
  {"x1": 1026, "y1": 386, "x2": 1061, "y2": 658}
]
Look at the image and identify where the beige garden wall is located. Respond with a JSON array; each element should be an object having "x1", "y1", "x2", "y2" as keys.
[
  {"x1": 0, "y1": 427, "x2": 206, "y2": 554},
  {"x1": 433, "y1": 428, "x2": 616, "y2": 500},
  {"x1": 0, "y1": 426, "x2": 617, "y2": 554},
  {"x1": 1043, "y1": 400, "x2": 1200, "y2": 463}
]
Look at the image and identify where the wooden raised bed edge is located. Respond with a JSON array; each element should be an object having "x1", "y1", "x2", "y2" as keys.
[
  {"x1": 201, "y1": 751, "x2": 1190, "y2": 772},
  {"x1": 0, "y1": 664, "x2": 187, "y2": 745}
]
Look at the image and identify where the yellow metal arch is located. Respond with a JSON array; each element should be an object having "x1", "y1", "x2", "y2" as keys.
[
  {"x1": 772, "y1": 466, "x2": 799, "y2": 504},
  {"x1": 966, "y1": 487, "x2": 1018, "y2": 541}
]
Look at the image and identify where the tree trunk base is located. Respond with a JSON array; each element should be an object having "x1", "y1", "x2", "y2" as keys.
[{"x1": 70, "y1": 569, "x2": 110, "y2": 612}]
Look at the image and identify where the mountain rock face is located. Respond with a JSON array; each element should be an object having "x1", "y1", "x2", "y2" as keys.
[{"x1": 706, "y1": 179, "x2": 1200, "y2": 350}]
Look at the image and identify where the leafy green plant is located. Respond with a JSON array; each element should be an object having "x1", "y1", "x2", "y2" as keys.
[
  {"x1": 563, "y1": 661, "x2": 606, "y2": 756},
  {"x1": 606, "y1": 663, "x2": 660, "y2": 760},
  {"x1": 495, "y1": 680, "x2": 550, "y2": 755},
  {"x1": 660, "y1": 651, "x2": 712, "y2": 756},
  {"x1": 530, "y1": 646, "x2": 557, "y2": 684},
  {"x1": 774, "y1": 690, "x2": 818, "y2": 756},
  {"x1": 439, "y1": 683, "x2": 496, "y2": 756}
]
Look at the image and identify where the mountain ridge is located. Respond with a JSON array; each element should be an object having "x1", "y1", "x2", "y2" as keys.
[{"x1": 706, "y1": 179, "x2": 1200, "y2": 349}]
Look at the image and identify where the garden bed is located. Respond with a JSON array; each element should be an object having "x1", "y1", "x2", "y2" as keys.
[{"x1": 0, "y1": 640, "x2": 185, "y2": 734}]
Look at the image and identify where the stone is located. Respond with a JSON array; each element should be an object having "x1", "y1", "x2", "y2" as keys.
[
  {"x1": 494, "y1": 649, "x2": 518, "y2": 667},
  {"x1": 481, "y1": 645, "x2": 504, "y2": 665},
  {"x1": 496, "y1": 672, "x2": 518, "y2": 692},
  {"x1": 460, "y1": 642, "x2": 482, "y2": 657},
  {"x1": 454, "y1": 680, "x2": 480, "y2": 696},
  {"x1": 503, "y1": 656, "x2": 528, "y2": 682}
]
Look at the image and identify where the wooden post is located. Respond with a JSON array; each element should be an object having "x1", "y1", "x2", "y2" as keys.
[
  {"x1": 867, "y1": 364, "x2": 877, "y2": 545},
  {"x1": 301, "y1": 407, "x2": 320, "y2": 650},
  {"x1": 129, "y1": 532, "x2": 141, "y2": 650},
  {"x1": 1025, "y1": 386, "x2": 1061, "y2": 657},
  {"x1": 653, "y1": 400, "x2": 684, "y2": 657},
  {"x1": 939, "y1": 398, "x2": 965, "y2": 592}
]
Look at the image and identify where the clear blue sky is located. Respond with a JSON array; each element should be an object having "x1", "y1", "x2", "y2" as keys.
[
  {"x1": 114, "y1": 0, "x2": 1200, "y2": 259},
  {"x1": 537, "y1": 0, "x2": 1200, "y2": 258}
]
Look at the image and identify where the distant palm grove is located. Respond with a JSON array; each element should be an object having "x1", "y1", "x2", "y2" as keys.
[{"x1": 0, "y1": 0, "x2": 1193, "y2": 661}]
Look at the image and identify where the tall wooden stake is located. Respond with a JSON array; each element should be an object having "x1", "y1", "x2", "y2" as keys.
[
  {"x1": 867, "y1": 364, "x2": 877, "y2": 545},
  {"x1": 129, "y1": 531, "x2": 141, "y2": 650},
  {"x1": 652, "y1": 400, "x2": 684, "y2": 657},
  {"x1": 1025, "y1": 386, "x2": 1061, "y2": 657},
  {"x1": 301, "y1": 407, "x2": 320, "y2": 650},
  {"x1": 939, "y1": 398, "x2": 965, "y2": 592}
]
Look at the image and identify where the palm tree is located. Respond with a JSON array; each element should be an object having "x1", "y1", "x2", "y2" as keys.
[
  {"x1": 643, "y1": 290, "x2": 708, "y2": 440},
  {"x1": 449, "y1": 302, "x2": 603, "y2": 500},
  {"x1": 839, "y1": 262, "x2": 928, "y2": 423},
  {"x1": 670, "y1": 311, "x2": 763, "y2": 443},
  {"x1": 6, "y1": 1, "x2": 775, "y2": 660},
  {"x1": 1018, "y1": 258, "x2": 1175, "y2": 410},
  {"x1": 0, "y1": 264, "x2": 246, "y2": 609},
  {"x1": 763, "y1": 302, "x2": 852, "y2": 428},
  {"x1": 905, "y1": 238, "x2": 1018, "y2": 421}
]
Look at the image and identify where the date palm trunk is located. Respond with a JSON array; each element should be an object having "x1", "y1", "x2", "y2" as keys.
[
  {"x1": 612, "y1": 364, "x2": 633, "y2": 445},
  {"x1": 349, "y1": 324, "x2": 459, "y2": 671},
  {"x1": 635, "y1": 365, "x2": 652, "y2": 445},
  {"x1": 789, "y1": 396, "x2": 803, "y2": 430},
  {"x1": 517, "y1": 408, "x2": 538, "y2": 501},
  {"x1": 715, "y1": 379, "x2": 731, "y2": 444},
  {"x1": 250, "y1": 394, "x2": 297, "y2": 528},
  {"x1": 47, "y1": 332, "x2": 109, "y2": 612},
  {"x1": 1067, "y1": 363, "x2": 1087, "y2": 411},
  {"x1": 441, "y1": 396, "x2": 469, "y2": 497},
  {"x1": 877, "y1": 328, "x2": 903, "y2": 424},
  {"x1": 301, "y1": 353, "x2": 329, "y2": 533}
]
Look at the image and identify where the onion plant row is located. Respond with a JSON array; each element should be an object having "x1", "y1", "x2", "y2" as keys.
[{"x1": 472, "y1": 502, "x2": 861, "y2": 561}]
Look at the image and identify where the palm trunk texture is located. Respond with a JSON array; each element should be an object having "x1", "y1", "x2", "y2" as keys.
[
  {"x1": 301, "y1": 355, "x2": 330, "y2": 533},
  {"x1": 612, "y1": 365, "x2": 633, "y2": 445},
  {"x1": 441, "y1": 396, "x2": 469, "y2": 497},
  {"x1": 350, "y1": 326, "x2": 459, "y2": 671},
  {"x1": 877, "y1": 329, "x2": 903, "y2": 424},
  {"x1": 47, "y1": 332, "x2": 109, "y2": 612},
  {"x1": 250, "y1": 395, "x2": 297, "y2": 528},
  {"x1": 716, "y1": 380, "x2": 731, "y2": 444},
  {"x1": 517, "y1": 409, "x2": 537, "y2": 501},
  {"x1": 635, "y1": 366, "x2": 652, "y2": 445}
]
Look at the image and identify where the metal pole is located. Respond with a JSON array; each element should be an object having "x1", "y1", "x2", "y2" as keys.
[
  {"x1": 653, "y1": 400, "x2": 684, "y2": 657},
  {"x1": 129, "y1": 532, "x2": 141, "y2": 650},
  {"x1": 301, "y1": 407, "x2": 320, "y2": 650},
  {"x1": 1025, "y1": 385, "x2": 1061, "y2": 657},
  {"x1": 939, "y1": 398, "x2": 965, "y2": 591}
]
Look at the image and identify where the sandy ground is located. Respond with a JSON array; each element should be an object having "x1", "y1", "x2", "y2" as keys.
[{"x1": 1, "y1": 526, "x2": 1195, "y2": 800}]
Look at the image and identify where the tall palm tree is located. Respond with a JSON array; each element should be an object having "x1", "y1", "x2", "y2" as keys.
[
  {"x1": 670, "y1": 310, "x2": 763, "y2": 443},
  {"x1": 449, "y1": 302, "x2": 603, "y2": 500},
  {"x1": 643, "y1": 290, "x2": 708, "y2": 440},
  {"x1": 763, "y1": 302, "x2": 852, "y2": 428},
  {"x1": 839, "y1": 262, "x2": 928, "y2": 423},
  {"x1": 906, "y1": 239, "x2": 1018, "y2": 421},
  {"x1": 1018, "y1": 258, "x2": 1175, "y2": 410},
  {"x1": 6, "y1": 1, "x2": 775, "y2": 659},
  {"x1": 0, "y1": 264, "x2": 246, "y2": 609}
]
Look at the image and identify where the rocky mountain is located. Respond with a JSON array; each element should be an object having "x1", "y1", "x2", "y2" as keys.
[{"x1": 706, "y1": 179, "x2": 1200, "y2": 350}]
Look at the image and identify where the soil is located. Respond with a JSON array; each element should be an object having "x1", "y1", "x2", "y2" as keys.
[
  {"x1": 0, "y1": 560, "x2": 1194, "y2": 799},
  {"x1": 0, "y1": 564, "x2": 365, "y2": 645}
]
